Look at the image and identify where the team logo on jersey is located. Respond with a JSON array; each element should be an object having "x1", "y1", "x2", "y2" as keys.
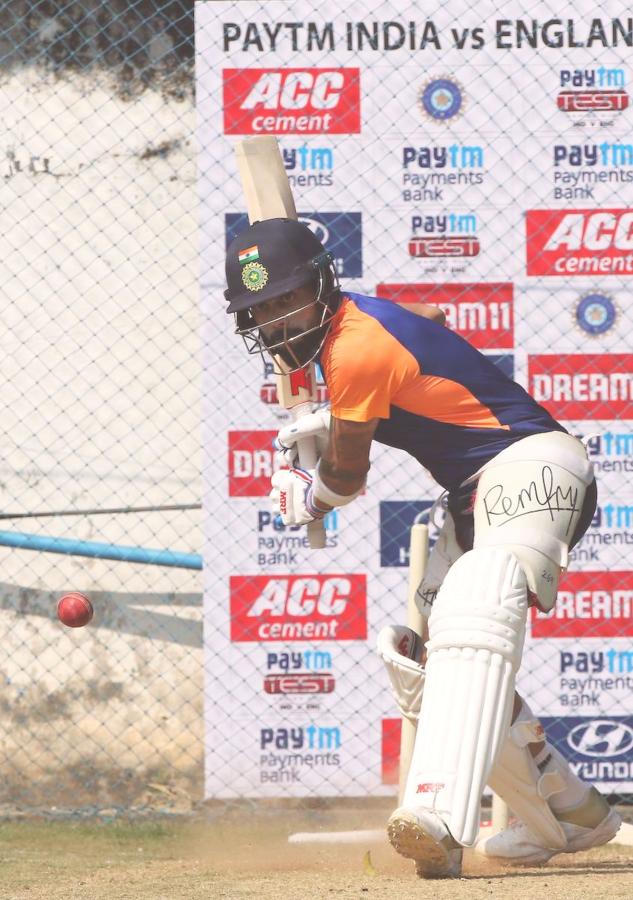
[
  {"x1": 242, "y1": 261, "x2": 269, "y2": 292},
  {"x1": 419, "y1": 78, "x2": 464, "y2": 121},
  {"x1": 574, "y1": 293, "x2": 618, "y2": 337}
]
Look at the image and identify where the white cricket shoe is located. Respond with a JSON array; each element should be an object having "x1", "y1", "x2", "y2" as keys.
[
  {"x1": 387, "y1": 807, "x2": 463, "y2": 878},
  {"x1": 476, "y1": 788, "x2": 621, "y2": 865}
]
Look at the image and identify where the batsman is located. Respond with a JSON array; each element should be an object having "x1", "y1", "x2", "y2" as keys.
[{"x1": 224, "y1": 152, "x2": 620, "y2": 880}]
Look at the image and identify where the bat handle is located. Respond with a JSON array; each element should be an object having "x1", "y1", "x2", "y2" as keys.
[{"x1": 291, "y1": 407, "x2": 327, "y2": 550}]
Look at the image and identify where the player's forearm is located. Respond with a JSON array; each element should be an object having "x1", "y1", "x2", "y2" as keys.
[{"x1": 316, "y1": 455, "x2": 368, "y2": 499}]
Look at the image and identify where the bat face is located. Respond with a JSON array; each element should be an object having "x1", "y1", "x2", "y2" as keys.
[{"x1": 235, "y1": 136, "x2": 297, "y2": 224}]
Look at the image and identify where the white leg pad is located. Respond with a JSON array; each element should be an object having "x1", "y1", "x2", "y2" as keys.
[
  {"x1": 488, "y1": 718, "x2": 567, "y2": 850},
  {"x1": 403, "y1": 547, "x2": 528, "y2": 847}
]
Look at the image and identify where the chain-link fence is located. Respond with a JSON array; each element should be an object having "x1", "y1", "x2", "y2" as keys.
[
  {"x1": 0, "y1": 0, "x2": 201, "y2": 816},
  {"x1": 2, "y1": 0, "x2": 632, "y2": 837}
]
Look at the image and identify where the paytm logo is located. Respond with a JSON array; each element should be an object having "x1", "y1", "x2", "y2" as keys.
[
  {"x1": 403, "y1": 145, "x2": 484, "y2": 169},
  {"x1": 260, "y1": 724, "x2": 341, "y2": 750},
  {"x1": 560, "y1": 68, "x2": 626, "y2": 88},
  {"x1": 283, "y1": 144, "x2": 333, "y2": 171},
  {"x1": 592, "y1": 503, "x2": 633, "y2": 528},
  {"x1": 379, "y1": 500, "x2": 433, "y2": 567},
  {"x1": 585, "y1": 432, "x2": 633, "y2": 457},
  {"x1": 226, "y1": 212, "x2": 362, "y2": 277},
  {"x1": 266, "y1": 650, "x2": 332, "y2": 671},
  {"x1": 554, "y1": 143, "x2": 633, "y2": 167},
  {"x1": 560, "y1": 648, "x2": 633, "y2": 674}
]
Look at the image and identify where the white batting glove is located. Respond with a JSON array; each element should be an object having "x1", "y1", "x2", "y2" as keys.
[
  {"x1": 270, "y1": 467, "x2": 329, "y2": 526},
  {"x1": 274, "y1": 408, "x2": 331, "y2": 468}
]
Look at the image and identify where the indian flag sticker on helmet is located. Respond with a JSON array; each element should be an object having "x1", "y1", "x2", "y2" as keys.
[
  {"x1": 242, "y1": 260, "x2": 269, "y2": 292},
  {"x1": 238, "y1": 245, "x2": 259, "y2": 265}
]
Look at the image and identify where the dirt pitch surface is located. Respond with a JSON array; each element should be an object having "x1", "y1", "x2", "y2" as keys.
[{"x1": 0, "y1": 806, "x2": 631, "y2": 900}]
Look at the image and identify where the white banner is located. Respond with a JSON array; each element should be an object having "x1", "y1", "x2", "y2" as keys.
[{"x1": 197, "y1": 0, "x2": 633, "y2": 797}]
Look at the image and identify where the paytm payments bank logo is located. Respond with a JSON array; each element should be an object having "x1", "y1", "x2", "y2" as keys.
[
  {"x1": 283, "y1": 143, "x2": 334, "y2": 189},
  {"x1": 584, "y1": 430, "x2": 633, "y2": 476},
  {"x1": 401, "y1": 144, "x2": 484, "y2": 203},
  {"x1": 226, "y1": 212, "x2": 362, "y2": 278},
  {"x1": 553, "y1": 143, "x2": 633, "y2": 203}
]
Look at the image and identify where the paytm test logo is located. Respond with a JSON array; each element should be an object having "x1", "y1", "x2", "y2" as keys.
[
  {"x1": 264, "y1": 649, "x2": 335, "y2": 694},
  {"x1": 409, "y1": 213, "x2": 479, "y2": 258},
  {"x1": 226, "y1": 212, "x2": 362, "y2": 278},
  {"x1": 557, "y1": 67, "x2": 629, "y2": 114}
]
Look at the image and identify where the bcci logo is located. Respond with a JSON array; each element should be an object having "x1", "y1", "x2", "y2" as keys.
[
  {"x1": 242, "y1": 261, "x2": 269, "y2": 292},
  {"x1": 419, "y1": 78, "x2": 464, "y2": 122},
  {"x1": 574, "y1": 293, "x2": 618, "y2": 337}
]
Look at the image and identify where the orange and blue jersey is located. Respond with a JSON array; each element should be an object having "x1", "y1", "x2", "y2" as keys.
[{"x1": 319, "y1": 293, "x2": 566, "y2": 491}]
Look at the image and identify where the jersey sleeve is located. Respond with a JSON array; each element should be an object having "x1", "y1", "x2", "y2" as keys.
[{"x1": 324, "y1": 304, "x2": 420, "y2": 422}]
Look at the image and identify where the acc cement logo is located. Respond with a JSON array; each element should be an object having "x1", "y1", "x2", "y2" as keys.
[
  {"x1": 567, "y1": 719, "x2": 633, "y2": 757},
  {"x1": 419, "y1": 78, "x2": 464, "y2": 121},
  {"x1": 574, "y1": 293, "x2": 618, "y2": 337}
]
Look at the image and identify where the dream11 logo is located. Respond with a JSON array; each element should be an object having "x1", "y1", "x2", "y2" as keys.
[
  {"x1": 528, "y1": 354, "x2": 633, "y2": 420},
  {"x1": 376, "y1": 283, "x2": 514, "y2": 349},
  {"x1": 531, "y1": 571, "x2": 633, "y2": 638}
]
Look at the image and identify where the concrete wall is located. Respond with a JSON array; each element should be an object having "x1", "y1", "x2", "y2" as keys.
[{"x1": 0, "y1": 66, "x2": 203, "y2": 812}]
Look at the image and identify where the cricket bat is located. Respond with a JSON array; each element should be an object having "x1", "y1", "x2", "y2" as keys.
[
  {"x1": 398, "y1": 521, "x2": 429, "y2": 804},
  {"x1": 234, "y1": 136, "x2": 326, "y2": 549}
]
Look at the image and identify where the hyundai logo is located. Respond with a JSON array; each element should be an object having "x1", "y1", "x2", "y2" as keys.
[
  {"x1": 567, "y1": 720, "x2": 633, "y2": 758},
  {"x1": 299, "y1": 216, "x2": 330, "y2": 245}
]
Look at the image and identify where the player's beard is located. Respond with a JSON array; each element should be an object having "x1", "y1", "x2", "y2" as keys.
[{"x1": 267, "y1": 326, "x2": 324, "y2": 370}]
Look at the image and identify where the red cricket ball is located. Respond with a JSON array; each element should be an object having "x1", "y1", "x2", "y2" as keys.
[{"x1": 57, "y1": 592, "x2": 94, "y2": 628}]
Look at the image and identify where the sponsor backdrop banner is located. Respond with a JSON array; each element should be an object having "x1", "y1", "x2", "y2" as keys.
[{"x1": 196, "y1": 0, "x2": 633, "y2": 797}]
